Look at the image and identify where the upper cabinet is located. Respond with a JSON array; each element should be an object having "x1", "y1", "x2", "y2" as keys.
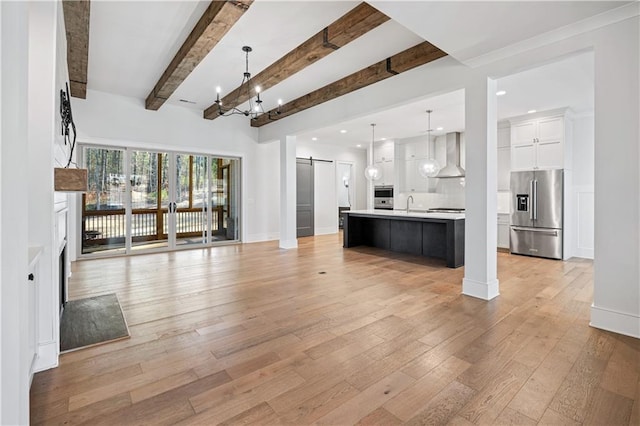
[
  {"x1": 509, "y1": 108, "x2": 572, "y2": 171},
  {"x1": 373, "y1": 140, "x2": 395, "y2": 186}
]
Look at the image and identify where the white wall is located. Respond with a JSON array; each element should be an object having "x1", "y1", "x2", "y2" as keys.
[{"x1": 1, "y1": 3, "x2": 30, "y2": 424}]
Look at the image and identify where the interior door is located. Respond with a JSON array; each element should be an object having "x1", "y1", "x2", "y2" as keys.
[{"x1": 296, "y1": 158, "x2": 314, "y2": 237}]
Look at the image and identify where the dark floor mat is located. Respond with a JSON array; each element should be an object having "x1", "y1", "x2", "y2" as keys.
[{"x1": 60, "y1": 293, "x2": 130, "y2": 352}]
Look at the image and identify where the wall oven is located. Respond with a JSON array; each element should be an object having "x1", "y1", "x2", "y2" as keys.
[{"x1": 374, "y1": 185, "x2": 394, "y2": 210}]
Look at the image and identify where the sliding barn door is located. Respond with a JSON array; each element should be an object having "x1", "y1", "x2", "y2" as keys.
[{"x1": 296, "y1": 158, "x2": 314, "y2": 237}]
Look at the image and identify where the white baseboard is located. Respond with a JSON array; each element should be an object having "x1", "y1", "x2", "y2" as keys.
[
  {"x1": 573, "y1": 247, "x2": 594, "y2": 259},
  {"x1": 279, "y1": 239, "x2": 298, "y2": 249},
  {"x1": 590, "y1": 304, "x2": 640, "y2": 338},
  {"x1": 462, "y1": 278, "x2": 500, "y2": 300},
  {"x1": 33, "y1": 341, "x2": 59, "y2": 372},
  {"x1": 244, "y1": 233, "x2": 279, "y2": 243},
  {"x1": 314, "y1": 226, "x2": 337, "y2": 236}
]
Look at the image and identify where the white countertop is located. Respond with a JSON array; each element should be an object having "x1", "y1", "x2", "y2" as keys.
[{"x1": 344, "y1": 209, "x2": 465, "y2": 220}]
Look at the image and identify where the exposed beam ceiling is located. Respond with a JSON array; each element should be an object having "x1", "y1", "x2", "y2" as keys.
[
  {"x1": 62, "y1": 0, "x2": 91, "y2": 98},
  {"x1": 203, "y1": 2, "x2": 389, "y2": 120},
  {"x1": 145, "y1": 0, "x2": 253, "y2": 111},
  {"x1": 251, "y1": 41, "x2": 447, "y2": 127}
]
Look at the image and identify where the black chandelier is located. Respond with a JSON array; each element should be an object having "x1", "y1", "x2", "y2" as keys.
[{"x1": 213, "y1": 46, "x2": 281, "y2": 120}]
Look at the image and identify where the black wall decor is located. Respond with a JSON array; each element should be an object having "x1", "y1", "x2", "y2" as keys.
[{"x1": 60, "y1": 82, "x2": 76, "y2": 167}]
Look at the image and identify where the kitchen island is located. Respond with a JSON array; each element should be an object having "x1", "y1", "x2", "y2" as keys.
[{"x1": 342, "y1": 209, "x2": 465, "y2": 268}]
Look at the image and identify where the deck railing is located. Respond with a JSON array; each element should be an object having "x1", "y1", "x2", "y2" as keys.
[{"x1": 82, "y1": 208, "x2": 222, "y2": 244}]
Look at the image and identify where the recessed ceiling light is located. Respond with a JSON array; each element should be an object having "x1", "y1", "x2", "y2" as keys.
[
  {"x1": 311, "y1": 137, "x2": 318, "y2": 141},
  {"x1": 356, "y1": 144, "x2": 362, "y2": 148},
  {"x1": 381, "y1": 137, "x2": 387, "y2": 141},
  {"x1": 496, "y1": 90, "x2": 507, "y2": 96},
  {"x1": 340, "y1": 129, "x2": 347, "y2": 134},
  {"x1": 436, "y1": 127, "x2": 444, "y2": 131},
  {"x1": 527, "y1": 109, "x2": 537, "y2": 114}
]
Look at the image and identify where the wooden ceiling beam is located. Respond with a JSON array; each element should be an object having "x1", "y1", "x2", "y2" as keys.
[
  {"x1": 145, "y1": 0, "x2": 254, "y2": 111},
  {"x1": 204, "y1": 2, "x2": 389, "y2": 120},
  {"x1": 62, "y1": 0, "x2": 91, "y2": 99},
  {"x1": 250, "y1": 41, "x2": 447, "y2": 127}
]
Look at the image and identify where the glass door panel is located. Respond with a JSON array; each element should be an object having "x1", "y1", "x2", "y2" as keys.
[
  {"x1": 81, "y1": 147, "x2": 127, "y2": 255},
  {"x1": 130, "y1": 150, "x2": 169, "y2": 252},
  {"x1": 175, "y1": 154, "x2": 209, "y2": 247},
  {"x1": 209, "y1": 157, "x2": 240, "y2": 242}
]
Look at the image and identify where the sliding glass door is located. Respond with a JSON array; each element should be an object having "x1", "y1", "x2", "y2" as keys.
[{"x1": 80, "y1": 146, "x2": 240, "y2": 256}]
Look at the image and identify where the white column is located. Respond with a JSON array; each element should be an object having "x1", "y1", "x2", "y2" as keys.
[
  {"x1": 462, "y1": 76, "x2": 499, "y2": 300},
  {"x1": 279, "y1": 135, "x2": 298, "y2": 249},
  {"x1": 28, "y1": 0, "x2": 59, "y2": 373},
  {"x1": 1, "y1": 2, "x2": 30, "y2": 425},
  {"x1": 591, "y1": 18, "x2": 640, "y2": 338}
]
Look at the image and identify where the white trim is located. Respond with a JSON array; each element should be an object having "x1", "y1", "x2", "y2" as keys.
[
  {"x1": 465, "y1": 2, "x2": 640, "y2": 68},
  {"x1": 33, "y1": 341, "x2": 58, "y2": 372},
  {"x1": 590, "y1": 304, "x2": 640, "y2": 339},
  {"x1": 244, "y1": 233, "x2": 279, "y2": 243},
  {"x1": 279, "y1": 239, "x2": 298, "y2": 250},
  {"x1": 462, "y1": 278, "x2": 500, "y2": 300},
  {"x1": 573, "y1": 185, "x2": 594, "y2": 259}
]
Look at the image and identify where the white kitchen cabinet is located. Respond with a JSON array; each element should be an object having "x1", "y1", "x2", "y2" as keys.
[
  {"x1": 510, "y1": 109, "x2": 570, "y2": 171},
  {"x1": 372, "y1": 141, "x2": 395, "y2": 186},
  {"x1": 401, "y1": 159, "x2": 428, "y2": 193},
  {"x1": 497, "y1": 214, "x2": 510, "y2": 249},
  {"x1": 374, "y1": 140, "x2": 395, "y2": 163},
  {"x1": 403, "y1": 140, "x2": 428, "y2": 160}
]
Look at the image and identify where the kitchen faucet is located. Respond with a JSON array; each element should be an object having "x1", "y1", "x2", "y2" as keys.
[{"x1": 406, "y1": 195, "x2": 414, "y2": 213}]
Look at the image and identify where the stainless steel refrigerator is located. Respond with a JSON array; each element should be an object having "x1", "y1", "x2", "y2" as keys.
[{"x1": 510, "y1": 169, "x2": 563, "y2": 259}]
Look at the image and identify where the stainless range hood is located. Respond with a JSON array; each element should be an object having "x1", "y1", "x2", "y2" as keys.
[{"x1": 436, "y1": 132, "x2": 465, "y2": 178}]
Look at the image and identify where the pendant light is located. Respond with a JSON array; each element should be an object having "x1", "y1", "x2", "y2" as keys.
[
  {"x1": 418, "y1": 110, "x2": 441, "y2": 178},
  {"x1": 364, "y1": 123, "x2": 382, "y2": 181}
]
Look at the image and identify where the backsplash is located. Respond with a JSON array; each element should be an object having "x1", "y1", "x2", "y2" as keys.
[{"x1": 397, "y1": 177, "x2": 465, "y2": 210}]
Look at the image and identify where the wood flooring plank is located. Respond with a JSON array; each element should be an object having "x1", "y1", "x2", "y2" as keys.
[
  {"x1": 129, "y1": 369, "x2": 200, "y2": 403},
  {"x1": 33, "y1": 392, "x2": 131, "y2": 426},
  {"x1": 188, "y1": 369, "x2": 305, "y2": 418},
  {"x1": 276, "y1": 380, "x2": 360, "y2": 424},
  {"x1": 493, "y1": 407, "x2": 538, "y2": 425},
  {"x1": 404, "y1": 380, "x2": 476, "y2": 426},
  {"x1": 456, "y1": 360, "x2": 533, "y2": 424},
  {"x1": 315, "y1": 371, "x2": 415, "y2": 425},
  {"x1": 384, "y1": 355, "x2": 471, "y2": 421},
  {"x1": 355, "y1": 407, "x2": 403, "y2": 426},
  {"x1": 508, "y1": 338, "x2": 584, "y2": 421},
  {"x1": 600, "y1": 336, "x2": 640, "y2": 399},
  {"x1": 548, "y1": 332, "x2": 616, "y2": 422},
  {"x1": 217, "y1": 401, "x2": 282, "y2": 426},
  {"x1": 538, "y1": 407, "x2": 581, "y2": 426},
  {"x1": 582, "y1": 386, "x2": 634, "y2": 425}
]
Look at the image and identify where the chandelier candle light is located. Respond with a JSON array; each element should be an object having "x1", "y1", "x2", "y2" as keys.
[
  {"x1": 213, "y1": 46, "x2": 282, "y2": 120},
  {"x1": 418, "y1": 109, "x2": 441, "y2": 178},
  {"x1": 364, "y1": 123, "x2": 382, "y2": 181}
]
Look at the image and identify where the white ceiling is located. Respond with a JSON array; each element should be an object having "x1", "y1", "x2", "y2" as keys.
[
  {"x1": 296, "y1": 50, "x2": 594, "y2": 147},
  {"x1": 86, "y1": 1, "x2": 615, "y2": 149}
]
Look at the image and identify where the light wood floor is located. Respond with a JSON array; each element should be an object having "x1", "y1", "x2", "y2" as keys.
[{"x1": 31, "y1": 234, "x2": 639, "y2": 425}]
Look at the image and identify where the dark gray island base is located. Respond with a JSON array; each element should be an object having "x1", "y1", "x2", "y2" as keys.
[{"x1": 342, "y1": 210, "x2": 465, "y2": 268}]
